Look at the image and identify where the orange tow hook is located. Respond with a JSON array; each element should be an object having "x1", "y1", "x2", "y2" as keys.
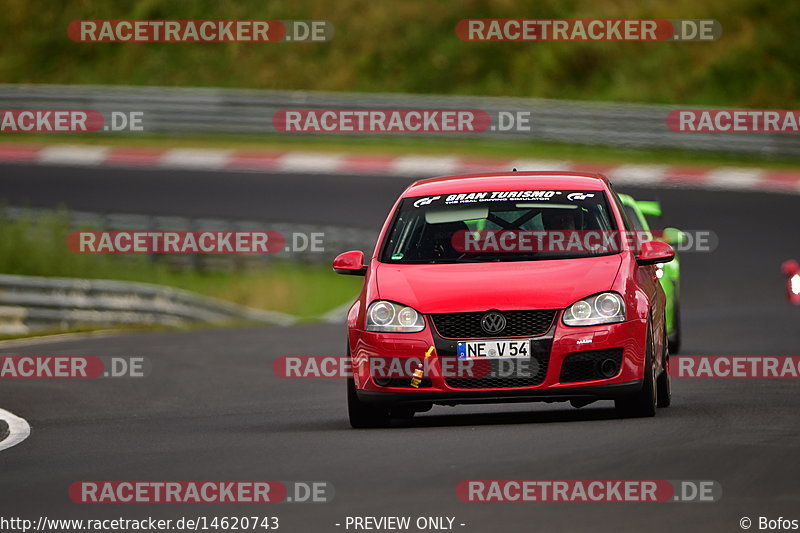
[{"x1": 410, "y1": 345, "x2": 435, "y2": 388}]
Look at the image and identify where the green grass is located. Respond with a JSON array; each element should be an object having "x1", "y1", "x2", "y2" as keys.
[
  {"x1": 0, "y1": 210, "x2": 362, "y2": 318},
  {"x1": 4, "y1": 132, "x2": 800, "y2": 169},
  {"x1": 1, "y1": 0, "x2": 798, "y2": 107}
]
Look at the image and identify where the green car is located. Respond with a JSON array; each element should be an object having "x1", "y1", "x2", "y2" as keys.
[{"x1": 618, "y1": 194, "x2": 684, "y2": 354}]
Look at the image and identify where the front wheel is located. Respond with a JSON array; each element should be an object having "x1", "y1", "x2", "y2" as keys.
[
  {"x1": 657, "y1": 339, "x2": 672, "y2": 408},
  {"x1": 347, "y1": 377, "x2": 391, "y2": 428},
  {"x1": 667, "y1": 298, "x2": 682, "y2": 354},
  {"x1": 615, "y1": 320, "x2": 657, "y2": 418}
]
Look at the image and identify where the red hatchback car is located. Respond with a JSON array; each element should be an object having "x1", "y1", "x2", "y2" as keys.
[{"x1": 334, "y1": 172, "x2": 675, "y2": 427}]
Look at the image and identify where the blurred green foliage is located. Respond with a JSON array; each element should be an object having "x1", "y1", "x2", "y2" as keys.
[{"x1": 1, "y1": 0, "x2": 797, "y2": 106}]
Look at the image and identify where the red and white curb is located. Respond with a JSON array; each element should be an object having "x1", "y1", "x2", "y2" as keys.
[
  {"x1": 0, "y1": 408, "x2": 31, "y2": 452},
  {"x1": 1, "y1": 143, "x2": 799, "y2": 193}
]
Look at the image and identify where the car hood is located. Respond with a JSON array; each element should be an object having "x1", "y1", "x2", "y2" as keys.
[{"x1": 374, "y1": 255, "x2": 622, "y2": 313}]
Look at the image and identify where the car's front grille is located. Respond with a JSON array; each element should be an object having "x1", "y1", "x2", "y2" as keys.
[
  {"x1": 443, "y1": 355, "x2": 549, "y2": 389},
  {"x1": 439, "y1": 335, "x2": 553, "y2": 390},
  {"x1": 430, "y1": 310, "x2": 557, "y2": 339},
  {"x1": 559, "y1": 348, "x2": 624, "y2": 383}
]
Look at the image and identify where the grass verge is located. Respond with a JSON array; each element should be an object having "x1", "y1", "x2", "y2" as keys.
[{"x1": 0, "y1": 210, "x2": 361, "y2": 319}]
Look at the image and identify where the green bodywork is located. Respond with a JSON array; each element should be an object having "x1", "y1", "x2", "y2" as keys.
[{"x1": 618, "y1": 194, "x2": 682, "y2": 341}]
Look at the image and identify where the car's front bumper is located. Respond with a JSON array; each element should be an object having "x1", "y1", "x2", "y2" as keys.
[
  {"x1": 357, "y1": 379, "x2": 644, "y2": 406},
  {"x1": 348, "y1": 311, "x2": 648, "y2": 405}
]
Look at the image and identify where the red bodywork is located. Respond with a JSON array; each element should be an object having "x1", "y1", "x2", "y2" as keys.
[
  {"x1": 782, "y1": 260, "x2": 800, "y2": 305},
  {"x1": 344, "y1": 172, "x2": 668, "y2": 405}
]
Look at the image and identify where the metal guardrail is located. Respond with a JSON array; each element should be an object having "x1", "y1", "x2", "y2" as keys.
[
  {"x1": 0, "y1": 273, "x2": 296, "y2": 335},
  {"x1": 0, "y1": 207, "x2": 367, "y2": 334},
  {"x1": 0, "y1": 84, "x2": 797, "y2": 157}
]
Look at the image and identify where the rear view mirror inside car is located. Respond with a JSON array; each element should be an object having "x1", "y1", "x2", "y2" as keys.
[{"x1": 424, "y1": 207, "x2": 488, "y2": 224}]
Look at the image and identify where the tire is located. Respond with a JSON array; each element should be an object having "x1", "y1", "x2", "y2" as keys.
[
  {"x1": 668, "y1": 294, "x2": 682, "y2": 355},
  {"x1": 615, "y1": 319, "x2": 657, "y2": 418},
  {"x1": 656, "y1": 333, "x2": 672, "y2": 408},
  {"x1": 347, "y1": 377, "x2": 391, "y2": 428}
]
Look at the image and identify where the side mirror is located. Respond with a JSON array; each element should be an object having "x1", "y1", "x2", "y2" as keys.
[
  {"x1": 333, "y1": 250, "x2": 367, "y2": 276},
  {"x1": 636, "y1": 200, "x2": 662, "y2": 218},
  {"x1": 636, "y1": 240, "x2": 675, "y2": 266},
  {"x1": 662, "y1": 227, "x2": 687, "y2": 246}
]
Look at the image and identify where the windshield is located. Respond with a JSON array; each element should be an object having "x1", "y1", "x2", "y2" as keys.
[{"x1": 380, "y1": 189, "x2": 618, "y2": 264}]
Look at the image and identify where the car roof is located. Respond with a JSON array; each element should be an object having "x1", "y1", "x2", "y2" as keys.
[{"x1": 401, "y1": 171, "x2": 610, "y2": 197}]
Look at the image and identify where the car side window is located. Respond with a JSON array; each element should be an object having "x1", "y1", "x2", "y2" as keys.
[
  {"x1": 623, "y1": 205, "x2": 645, "y2": 232},
  {"x1": 608, "y1": 187, "x2": 640, "y2": 252},
  {"x1": 608, "y1": 187, "x2": 633, "y2": 231}
]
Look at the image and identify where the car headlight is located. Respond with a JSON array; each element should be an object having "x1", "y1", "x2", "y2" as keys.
[
  {"x1": 366, "y1": 301, "x2": 425, "y2": 332},
  {"x1": 563, "y1": 292, "x2": 625, "y2": 326}
]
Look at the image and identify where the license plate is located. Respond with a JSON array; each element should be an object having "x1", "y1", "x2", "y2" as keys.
[{"x1": 457, "y1": 339, "x2": 530, "y2": 359}]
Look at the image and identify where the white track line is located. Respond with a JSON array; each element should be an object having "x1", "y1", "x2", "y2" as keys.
[
  {"x1": 703, "y1": 167, "x2": 766, "y2": 189},
  {"x1": 610, "y1": 164, "x2": 669, "y2": 186},
  {"x1": 0, "y1": 408, "x2": 31, "y2": 452},
  {"x1": 159, "y1": 148, "x2": 232, "y2": 169},
  {"x1": 38, "y1": 145, "x2": 110, "y2": 166},
  {"x1": 275, "y1": 152, "x2": 346, "y2": 173},
  {"x1": 0, "y1": 329, "x2": 126, "y2": 349},
  {"x1": 390, "y1": 155, "x2": 461, "y2": 176}
]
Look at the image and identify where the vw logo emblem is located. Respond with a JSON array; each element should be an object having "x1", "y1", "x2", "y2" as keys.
[{"x1": 480, "y1": 311, "x2": 507, "y2": 334}]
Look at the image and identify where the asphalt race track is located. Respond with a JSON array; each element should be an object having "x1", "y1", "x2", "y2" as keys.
[{"x1": 1, "y1": 163, "x2": 799, "y2": 532}]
